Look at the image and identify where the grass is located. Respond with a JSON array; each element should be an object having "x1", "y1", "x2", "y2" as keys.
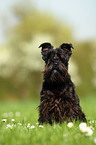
[{"x1": 0, "y1": 97, "x2": 96, "y2": 145}]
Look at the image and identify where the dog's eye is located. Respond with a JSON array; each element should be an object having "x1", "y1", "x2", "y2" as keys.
[
  {"x1": 47, "y1": 52, "x2": 55, "y2": 59},
  {"x1": 47, "y1": 52, "x2": 52, "y2": 59},
  {"x1": 47, "y1": 53, "x2": 50, "y2": 59},
  {"x1": 57, "y1": 53, "x2": 64, "y2": 61},
  {"x1": 60, "y1": 55, "x2": 65, "y2": 62}
]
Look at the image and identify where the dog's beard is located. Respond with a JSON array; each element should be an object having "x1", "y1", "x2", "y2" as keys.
[{"x1": 44, "y1": 63, "x2": 68, "y2": 84}]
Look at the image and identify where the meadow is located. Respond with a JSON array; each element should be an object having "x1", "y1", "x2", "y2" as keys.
[{"x1": 0, "y1": 96, "x2": 96, "y2": 145}]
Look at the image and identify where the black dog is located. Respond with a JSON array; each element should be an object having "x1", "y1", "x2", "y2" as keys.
[{"x1": 38, "y1": 42, "x2": 86, "y2": 124}]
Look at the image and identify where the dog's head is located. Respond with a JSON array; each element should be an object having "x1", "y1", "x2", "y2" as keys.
[{"x1": 39, "y1": 42, "x2": 74, "y2": 84}]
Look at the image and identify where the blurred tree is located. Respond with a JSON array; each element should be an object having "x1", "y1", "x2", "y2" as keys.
[
  {"x1": 72, "y1": 41, "x2": 96, "y2": 96},
  {"x1": 91, "y1": 40, "x2": 96, "y2": 89},
  {"x1": 7, "y1": 0, "x2": 73, "y2": 45},
  {"x1": 0, "y1": 0, "x2": 95, "y2": 100},
  {"x1": 0, "y1": 1, "x2": 73, "y2": 100}
]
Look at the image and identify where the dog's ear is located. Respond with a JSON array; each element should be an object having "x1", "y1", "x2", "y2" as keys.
[
  {"x1": 59, "y1": 43, "x2": 74, "y2": 60},
  {"x1": 39, "y1": 42, "x2": 53, "y2": 52},
  {"x1": 60, "y1": 43, "x2": 74, "y2": 51},
  {"x1": 39, "y1": 42, "x2": 53, "y2": 62}
]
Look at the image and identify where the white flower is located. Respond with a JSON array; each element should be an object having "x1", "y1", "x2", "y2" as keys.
[
  {"x1": 94, "y1": 138, "x2": 96, "y2": 144},
  {"x1": 67, "y1": 122, "x2": 73, "y2": 128},
  {"x1": 79, "y1": 123, "x2": 93, "y2": 136},
  {"x1": 79, "y1": 123, "x2": 87, "y2": 132},
  {"x1": 11, "y1": 119, "x2": 15, "y2": 122},
  {"x1": 27, "y1": 125, "x2": 30, "y2": 128},
  {"x1": 1, "y1": 119, "x2": 7, "y2": 122},
  {"x1": 79, "y1": 122, "x2": 87, "y2": 128},
  {"x1": 7, "y1": 124, "x2": 14, "y2": 127},
  {"x1": 39, "y1": 125, "x2": 44, "y2": 128},
  {"x1": 6, "y1": 124, "x2": 14, "y2": 129},
  {"x1": 89, "y1": 120, "x2": 92, "y2": 124},
  {"x1": 30, "y1": 126, "x2": 35, "y2": 129},
  {"x1": 89, "y1": 125, "x2": 95, "y2": 130},
  {"x1": 36, "y1": 122, "x2": 39, "y2": 125},
  {"x1": 18, "y1": 123, "x2": 22, "y2": 126},
  {"x1": 85, "y1": 127, "x2": 93, "y2": 136},
  {"x1": 92, "y1": 120, "x2": 94, "y2": 123}
]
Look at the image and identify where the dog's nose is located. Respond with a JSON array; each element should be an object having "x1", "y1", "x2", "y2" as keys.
[
  {"x1": 54, "y1": 62, "x2": 58, "y2": 65},
  {"x1": 54, "y1": 62, "x2": 58, "y2": 68}
]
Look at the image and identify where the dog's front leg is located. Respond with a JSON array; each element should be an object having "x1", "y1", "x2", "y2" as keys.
[{"x1": 38, "y1": 90, "x2": 53, "y2": 124}]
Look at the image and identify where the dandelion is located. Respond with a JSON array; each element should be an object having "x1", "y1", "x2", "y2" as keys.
[
  {"x1": 39, "y1": 125, "x2": 44, "y2": 128},
  {"x1": 11, "y1": 119, "x2": 15, "y2": 122},
  {"x1": 85, "y1": 127, "x2": 93, "y2": 136},
  {"x1": 1, "y1": 119, "x2": 7, "y2": 122},
  {"x1": 67, "y1": 122, "x2": 73, "y2": 128},
  {"x1": 79, "y1": 123, "x2": 87, "y2": 132}
]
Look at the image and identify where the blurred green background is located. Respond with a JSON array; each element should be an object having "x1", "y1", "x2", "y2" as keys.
[{"x1": 0, "y1": 0, "x2": 96, "y2": 101}]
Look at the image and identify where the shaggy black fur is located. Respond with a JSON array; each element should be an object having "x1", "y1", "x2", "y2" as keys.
[{"x1": 38, "y1": 42, "x2": 86, "y2": 124}]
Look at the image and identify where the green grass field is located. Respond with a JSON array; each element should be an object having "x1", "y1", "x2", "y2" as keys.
[{"x1": 0, "y1": 97, "x2": 96, "y2": 145}]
